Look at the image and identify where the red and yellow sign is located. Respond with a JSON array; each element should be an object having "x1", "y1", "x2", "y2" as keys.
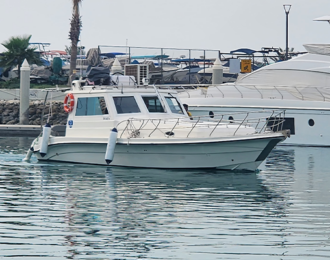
[{"x1": 241, "y1": 59, "x2": 252, "y2": 73}]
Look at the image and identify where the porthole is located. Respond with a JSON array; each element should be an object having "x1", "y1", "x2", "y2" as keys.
[
  {"x1": 308, "y1": 119, "x2": 315, "y2": 126},
  {"x1": 209, "y1": 111, "x2": 214, "y2": 118},
  {"x1": 228, "y1": 116, "x2": 234, "y2": 123}
]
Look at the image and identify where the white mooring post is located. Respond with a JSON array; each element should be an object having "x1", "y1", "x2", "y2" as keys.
[
  {"x1": 212, "y1": 57, "x2": 223, "y2": 85},
  {"x1": 111, "y1": 58, "x2": 123, "y2": 74},
  {"x1": 20, "y1": 59, "x2": 30, "y2": 125}
]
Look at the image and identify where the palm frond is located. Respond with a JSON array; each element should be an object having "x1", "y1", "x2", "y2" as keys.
[{"x1": 0, "y1": 35, "x2": 43, "y2": 76}]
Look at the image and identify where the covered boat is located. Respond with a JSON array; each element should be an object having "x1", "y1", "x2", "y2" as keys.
[{"x1": 26, "y1": 75, "x2": 289, "y2": 171}]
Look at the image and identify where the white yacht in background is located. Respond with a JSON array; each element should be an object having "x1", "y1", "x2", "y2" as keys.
[
  {"x1": 179, "y1": 44, "x2": 330, "y2": 147},
  {"x1": 26, "y1": 75, "x2": 288, "y2": 171}
]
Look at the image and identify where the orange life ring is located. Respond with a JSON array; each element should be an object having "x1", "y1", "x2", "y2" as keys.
[{"x1": 64, "y1": 93, "x2": 74, "y2": 113}]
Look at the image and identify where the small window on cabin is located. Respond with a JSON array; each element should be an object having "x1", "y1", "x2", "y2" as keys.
[
  {"x1": 76, "y1": 97, "x2": 108, "y2": 116},
  {"x1": 113, "y1": 96, "x2": 141, "y2": 114},
  {"x1": 165, "y1": 96, "x2": 183, "y2": 114},
  {"x1": 142, "y1": 96, "x2": 165, "y2": 113},
  {"x1": 308, "y1": 119, "x2": 315, "y2": 126}
]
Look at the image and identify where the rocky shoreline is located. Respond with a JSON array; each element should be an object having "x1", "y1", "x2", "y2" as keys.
[{"x1": 0, "y1": 100, "x2": 68, "y2": 125}]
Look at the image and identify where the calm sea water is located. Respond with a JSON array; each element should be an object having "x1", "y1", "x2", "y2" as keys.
[{"x1": 0, "y1": 137, "x2": 329, "y2": 259}]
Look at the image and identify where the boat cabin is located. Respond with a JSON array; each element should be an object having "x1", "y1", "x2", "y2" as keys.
[{"x1": 64, "y1": 77, "x2": 190, "y2": 138}]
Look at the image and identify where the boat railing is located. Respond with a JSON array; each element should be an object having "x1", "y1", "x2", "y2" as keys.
[
  {"x1": 116, "y1": 109, "x2": 286, "y2": 139},
  {"x1": 274, "y1": 86, "x2": 283, "y2": 99},
  {"x1": 214, "y1": 85, "x2": 225, "y2": 98},
  {"x1": 233, "y1": 113, "x2": 249, "y2": 136},
  {"x1": 234, "y1": 85, "x2": 243, "y2": 98},
  {"x1": 315, "y1": 87, "x2": 326, "y2": 101},
  {"x1": 253, "y1": 85, "x2": 263, "y2": 98},
  {"x1": 153, "y1": 83, "x2": 330, "y2": 102}
]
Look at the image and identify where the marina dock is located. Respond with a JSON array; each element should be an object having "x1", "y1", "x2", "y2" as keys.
[{"x1": 0, "y1": 125, "x2": 41, "y2": 137}]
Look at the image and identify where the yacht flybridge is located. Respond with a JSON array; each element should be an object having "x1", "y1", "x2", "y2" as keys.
[{"x1": 25, "y1": 75, "x2": 289, "y2": 171}]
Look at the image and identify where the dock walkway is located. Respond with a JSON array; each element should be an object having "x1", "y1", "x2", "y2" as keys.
[{"x1": 0, "y1": 125, "x2": 41, "y2": 137}]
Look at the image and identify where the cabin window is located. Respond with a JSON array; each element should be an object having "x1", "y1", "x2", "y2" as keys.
[
  {"x1": 75, "y1": 97, "x2": 108, "y2": 116},
  {"x1": 142, "y1": 96, "x2": 165, "y2": 113},
  {"x1": 308, "y1": 119, "x2": 315, "y2": 126},
  {"x1": 113, "y1": 96, "x2": 141, "y2": 114},
  {"x1": 165, "y1": 97, "x2": 183, "y2": 114}
]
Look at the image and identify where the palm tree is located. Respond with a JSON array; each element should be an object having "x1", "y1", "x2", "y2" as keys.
[
  {"x1": 69, "y1": 0, "x2": 83, "y2": 85},
  {"x1": 65, "y1": 45, "x2": 85, "y2": 56},
  {"x1": 0, "y1": 35, "x2": 42, "y2": 78}
]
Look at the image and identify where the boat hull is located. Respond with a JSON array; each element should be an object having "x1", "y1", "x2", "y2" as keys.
[
  {"x1": 33, "y1": 135, "x2": 285, "y2": 171},
  {"x1": 180, "y1": 97, "x2": 330, "y2": 147}
]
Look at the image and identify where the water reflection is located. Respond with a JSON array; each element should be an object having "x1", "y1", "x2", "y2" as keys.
[
  {"x1": 0, "y1": 137, "x2": 33, "y2": 154},
  {"x1": 35, "y1": 164, "x2": 277, "y2": 259},
  {"x1": 259, "y1": 147, "x2": 330, "y2": 259},
  {"x1": 0, "y1": 139, "x2": 330, "y2": 259}
]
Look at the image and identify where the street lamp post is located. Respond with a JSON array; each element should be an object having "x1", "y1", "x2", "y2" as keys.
[{"x1": 283, "y1": 4, "x2": 291, "y2": 60}]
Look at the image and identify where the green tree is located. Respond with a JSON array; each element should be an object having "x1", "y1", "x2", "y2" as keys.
[
  {"x1": 0, "y1": 35, "x2": 42, "y2": 78},
  {"x1": 69, "y1": 0, "x2": 83, "y2": 85}
]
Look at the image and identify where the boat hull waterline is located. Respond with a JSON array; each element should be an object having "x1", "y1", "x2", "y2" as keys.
[{"x1": 33, "y1": 134, "x2": 286, "y2": 171}]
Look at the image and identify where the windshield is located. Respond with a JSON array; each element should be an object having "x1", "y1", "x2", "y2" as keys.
[
  {"x1": 142, "y1": 96, "x2": 165, "y2": 113},
  {"x1": 165, "y1": 97, "x2": 184, "y2": 114},
  {"x1": 113, "y1": 96, "x2": 141, "y2": 114},
  {"x1": 76, "y1": 97, "x2": 108, "y2": 116}
]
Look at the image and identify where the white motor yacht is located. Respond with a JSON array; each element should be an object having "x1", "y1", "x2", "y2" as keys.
[
  {"x1": 179, "y1": 44, "x2": 330, "y2": 147},
  {"x1": 26, "y1": 75, "x2": 289, "y2": 171}
]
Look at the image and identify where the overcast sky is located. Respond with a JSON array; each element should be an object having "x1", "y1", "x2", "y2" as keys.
[{"x1": 1, "y1": 0, "x2": 330, "y2": 57}]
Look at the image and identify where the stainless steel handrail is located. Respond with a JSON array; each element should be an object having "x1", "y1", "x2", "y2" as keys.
[
  {"x1": 148, "y1": 119, "x2": 162, "y2": 137},
  {"x1": 233, "y1": 113, "x2": 249, "y2": 136},
  {"x1": 294, "y1": 86, "x2": 304, "y2": 100},
  {"x1": 273, "y1": 86, "x2": 283, "y2": 99},
  {"x1": 259, "y1": 110, "x2": 275, "y2": 134},
  {"x1": 167, "y1": 118, "x2": 180, "y2": 138},
  {"x1": 187, "y1": 117, "x2": 201, "y2": 138},
  {"x1": 160, "y1": 84, "x2": 330, "y2": 102},
  {"x1": 116, "y1": 109, "x2": 286, "y2": 139},
  {"x1": 209, "y1": 115, "x2": 224, "y2": 137},
  {"x1": 253, "y1": 85, "x2": 263, "y2": 99},
  {"x1": 315, "y1": 87, "x2": 325, "y2": 101}
]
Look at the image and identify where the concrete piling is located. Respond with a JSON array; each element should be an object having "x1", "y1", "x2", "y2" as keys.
[
  {"x1": 111, "y1": 58, "x2": 123, "y2": 74},
  {"x1": 212, "y1": 57, "x2": 223, "y2": 85},
  {"x1": 19, "y1": 59, "x2": 30, "y2": 125}
]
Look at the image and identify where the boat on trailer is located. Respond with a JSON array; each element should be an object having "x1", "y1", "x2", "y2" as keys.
[{"x1": 26, "y1": 75, "x2": 289, "y2": 171}]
